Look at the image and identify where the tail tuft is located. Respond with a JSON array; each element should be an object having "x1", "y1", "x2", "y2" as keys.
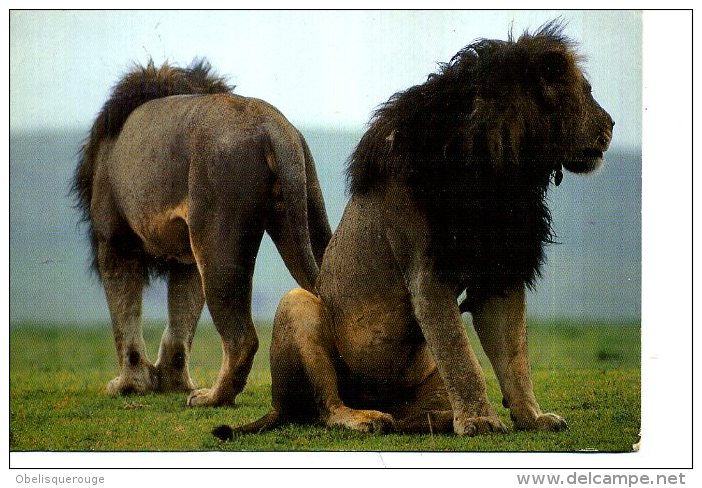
[
  {"x1": 212, "y1": 424, "x2": 234, "y2": 441},
  {"x1": 212, "y1": 410, "x2": 282, "y2": 440}
]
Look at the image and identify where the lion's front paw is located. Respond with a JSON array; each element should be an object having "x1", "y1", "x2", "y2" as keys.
[
  {"x1": 453, "y1": 415, "x2": 508, "y2": 436},
  {"x1": 326, "y1": 406, "x2": 396, "y2": 434},
  {"x1": 186, "y1": 388, "x2": 234, "y2": 407},
  {"x1": 513, "y1": 412, "x2": 567, "y2": 432},
  {"x1": 533, "y1": 412, "x2": 568, "y2": 432}
]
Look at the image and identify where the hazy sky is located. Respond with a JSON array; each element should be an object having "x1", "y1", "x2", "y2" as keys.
[{"x1": 10, "y1": 10, "x2": 641, "y2": 148}]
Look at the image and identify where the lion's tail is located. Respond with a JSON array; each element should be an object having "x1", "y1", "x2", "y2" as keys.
[
  {"x1": 298, "y1": 131, "x2": 333, "y2": 267},
  {"x1": 212, "y1": 410, "x2": 283, "y2": 440},
  {"x1": 71, "y1": 59, "x2": 232, "y2": 273},
  {"x1": 265, "y1": 128, "x2": 331, "y2": 292}
]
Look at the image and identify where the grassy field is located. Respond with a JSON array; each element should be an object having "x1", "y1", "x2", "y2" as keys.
[{"x1": 10, "y1": 321, "x2": 640, "y2": 452}]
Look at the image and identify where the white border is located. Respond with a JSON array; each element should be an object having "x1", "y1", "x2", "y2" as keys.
[{"x1": 3, "y1": 2, "x2": 696, "y2": 482}]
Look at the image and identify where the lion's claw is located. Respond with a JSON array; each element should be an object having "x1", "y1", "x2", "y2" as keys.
[
  {"x1": 187, "y1": 388, "x2": 233, "y2": 407},
  {"x1": 513, "y1": 412, "x2": 567, "y2": 432},
  {"x1": 454, "y1": 416, "x2": 508, "y2": 436}
]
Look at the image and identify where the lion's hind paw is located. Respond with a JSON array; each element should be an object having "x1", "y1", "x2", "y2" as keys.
[
  {"x1": 187, "y1": 388, "x2": 234, "y2": 407},
  {"x1": 106, "y1": 368, "x2": 157, "y2": 396},
  {"x1": 513, "y1": 412, "x2": 568, "y2": 432},
  {"x1": 326, "y1": 406, "x2": 396, "y2": 434}
]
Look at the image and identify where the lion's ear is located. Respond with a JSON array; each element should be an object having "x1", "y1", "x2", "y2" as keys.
[{"x1": 538, "y1": 51, "x2": 568, "y2": 84}]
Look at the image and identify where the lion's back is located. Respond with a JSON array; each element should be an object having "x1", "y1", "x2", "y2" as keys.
[
  {"x1": 123, "y1": 93, "x2": 285, "y2": 139},
  {"x1": 94, "y1": 93, "x2": 286, "y2": 236}
]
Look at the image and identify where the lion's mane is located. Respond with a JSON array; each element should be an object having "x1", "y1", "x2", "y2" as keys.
[{"x1": 347, "y1": 21, "x2": 583, "y2": 309}]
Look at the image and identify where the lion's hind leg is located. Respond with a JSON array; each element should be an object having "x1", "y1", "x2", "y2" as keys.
[
  {"x1": 185, "y1": 229, "x2": 261, "y2": 408},
  {"x1": 185, "y1": 175, "x2": 269, "y2": 407},
  {"x1": 154, "y1": 262, "x2": 204, "y2": 392},
  {"x1": 272, "y1": 288, "x2": 395, "y2": 434},
  {"x1": 214, "y1": 288, "x2": 395, "y2": 439},
  {"x1": 97, "y1": 239, "x2": 157, "y2": 396},
  {"x1": 391, "y1": 370, "x2": 454, "y2": 434}
]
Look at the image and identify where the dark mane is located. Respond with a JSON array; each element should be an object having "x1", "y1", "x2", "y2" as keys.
[
  {"x1": 71, "y1": 58, "x2": 233, "y2": 275},
  {"x1": 347, "y1": 21, "x2": 580, "y2": 305}
]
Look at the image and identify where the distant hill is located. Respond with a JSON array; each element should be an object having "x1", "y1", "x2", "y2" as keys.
[{"x1": 10, "y1": 129, "x2": 640, "y2": 324}]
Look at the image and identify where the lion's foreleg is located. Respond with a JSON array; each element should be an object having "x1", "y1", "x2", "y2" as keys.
[
  {"x1": 407, "y1": 265, "x2": 508, "y2": 436},
  {"x1": 97, "y1": 241, "x2": 157, "y2": 395},
  {"x1": 472, "y1": 286, "x2": 567, "y2": 432},
  {"x1": 155, "y1": 263, "x2": 204, "y2": 392}
]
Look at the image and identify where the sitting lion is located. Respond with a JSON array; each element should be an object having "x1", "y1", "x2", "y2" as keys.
[{"x1": 214, "y1": 21, "x2": 614, "y2": 438}]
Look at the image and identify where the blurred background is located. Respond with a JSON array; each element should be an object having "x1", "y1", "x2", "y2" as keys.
[{"x1": 9, "y1": 10, "x2": 641, "y2": 325}]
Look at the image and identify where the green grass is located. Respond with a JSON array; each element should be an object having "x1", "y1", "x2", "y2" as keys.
[{"x1": 10, "y1": 321, "x2": 640, "y2": 452}]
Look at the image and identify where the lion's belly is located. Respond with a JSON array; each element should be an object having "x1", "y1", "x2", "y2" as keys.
[
  {"x1": 129, "y1": 203, "x2": 195, "y2": 264},
  {"x1": 332, "y1": 303, "x2": 435, "y2": 390}
]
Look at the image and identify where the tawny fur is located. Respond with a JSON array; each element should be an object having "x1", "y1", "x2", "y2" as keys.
[
  {"x1": 72, "y1": 59, "x2": 332, "y2": 407},
  {"x1": 216, "y1": 22, "x2": 614, "y2": 439}
]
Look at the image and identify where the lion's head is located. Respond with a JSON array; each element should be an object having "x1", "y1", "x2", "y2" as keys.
[
  {"x1": 348, "y1": 21, "x2": 615, "y2": 307},
  {"x1": 349, "y1": 20, "x2": 614, "y2": 193},
  {"x1": 461, "y1": 23, "x2": 614, "y2": 179}
]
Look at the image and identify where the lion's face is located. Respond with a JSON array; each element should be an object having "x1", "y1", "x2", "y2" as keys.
[
  {"x1": 556, "y1": 77, "x2": 614, "y2": 174},
  {"x1": 465, "y1": 44, "x2": 614, "y2": 178},
  {"x1": 533, "y1": 50, "x2": 615, "y2": 174}
]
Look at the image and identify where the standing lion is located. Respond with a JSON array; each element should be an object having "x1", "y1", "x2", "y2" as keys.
[
  {"x1": 72, "y1": 60, "x2": 331, "y2": 407},
  {"x1": 215, "y1": 22, "x2": 614, "y2": 438}
]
